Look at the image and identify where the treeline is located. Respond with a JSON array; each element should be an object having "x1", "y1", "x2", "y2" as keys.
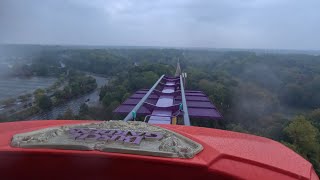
[
  {"x1": 182, "y1": 50, "x2": 320, "y2": 174},
  {"x1": 52, "y1": 72, "x2": 97, "y2": 105},
  {"x1": 10, "y1": 51, "x2": 66, "y2": 77},
  {"x1": 4, "y1": 46, "x2": 320, "y2": 173},
  {"x1": 0, "y1": 71, "x2": 97, "y2": 122},
  {"x1": 34, "y1": 72, "x2": 97, "y2": 110},
  {"x1": 98, "y1": 63, "x2": 174, "y2": 119},
  {"x1": 61, "y1": 49, "x2": 129, "y2": 75},
  {"x1": 10, "y1": 47, "x2": 182, "y2": 77}
]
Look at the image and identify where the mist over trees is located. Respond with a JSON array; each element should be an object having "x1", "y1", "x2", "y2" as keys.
[{"x1": 1, "y1": 45, "x2": 320, "y2": 174}]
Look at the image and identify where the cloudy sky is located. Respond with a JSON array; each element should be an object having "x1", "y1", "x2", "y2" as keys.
[{"x1": 0, "y1": 0, "x2": 319, "y2": 49}]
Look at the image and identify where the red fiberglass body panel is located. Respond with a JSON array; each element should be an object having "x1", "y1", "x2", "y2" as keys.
[{"x1": 0, "y1": 120, "x2": 318, "y2": 180}]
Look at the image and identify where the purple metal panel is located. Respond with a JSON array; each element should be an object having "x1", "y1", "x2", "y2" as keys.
[
  {"x1": 136, "y1": 90, "x2": 148, "y2": 94},
  {"x1": 130, "y1": 94, "x2": 144, "y2": 98},
  {"x1": 149, "y1": 81, "x2": 176, "y2": 124},
  {"x1": 123, "y1": 98, "x2": 157, "y2": 105},
  {"x1": 114, "y1": 85, "x2": 223, "y2": 120},
  {"x1": 146, "y1": 99, "x2": 158, "y2": 104},
  {"x1": 122, "y1": 99, "x2": 140, "y2": 105},
  {"x1": 113, "y1": 105, "x2": 151, "y2": 115},
  {"x1": 155, "y1": 96, "x2": 174, "y2": 107},
  {"x1": 185, "y1": 92, "x2": 206, "y2": 97},
  {"x1": 185, "y1": 90, "x2": 203, "y2": 93},
  {"x1": 149, "y1": 110, "x2": 172, "y2": 121},
  {"x1": 145, "y1": 99, "x2": 158, "y2": 104},
  {"x1": 187, "y1": 101, "x2": 217, "y2": 109},
  {"x1": 139, "y1": 89, "x2": 204, "y2": 95},
  {"x1": 131, "y1": 94, "x2": 158, "y2": 99},
  {"x1": 174, "y1": 100, "x2": 216, "y2": 108},
  {"x1": 188, "y1": 108, "x2": 222, "y2": 119},
  {"x1": 176, "y1": 96, "x2": 210, "y2": 101},
  {"x1": 148, "y1": 119, "x2": 171, "y2": 124}
]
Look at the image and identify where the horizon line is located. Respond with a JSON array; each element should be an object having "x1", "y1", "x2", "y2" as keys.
[{"x1": 1, "y1": 42, "x2": 320, "y2": 52}]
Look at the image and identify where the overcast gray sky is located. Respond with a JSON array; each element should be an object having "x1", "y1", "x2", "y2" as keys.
[{"x1": 0, "y1": 0, "x2": 319, "y2": 49}]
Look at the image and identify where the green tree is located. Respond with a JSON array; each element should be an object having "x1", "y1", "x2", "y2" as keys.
[
  {"x1": 61, "y1": 107, "x2": 75, "y2": 120},
  {"x1": 284, "y1": 116, "x2": 320, "y2": 174},
  {"x1": 284, "y1": 116, "x2": 319, "y2": 153},
  {"x1": 309, "y1": 109, "x2": 320, "y2": 129},
  {"x1": 79, "y1": 103, "x2": 89, "y2": 116},
  {"x1": 37, "y1": 95, "x2": 52, "y2": 110},
  {"x1": 18, "y1": 95, "x2": 29, "y2": 102},
  {"x1": 227, "y1": 123, "x2": 249, "y2": 133},
  {"x1": 99, "y1": 85, "x2": 108, "y2": 101},
  {"x1": 34, "y1": 88, "x2": 45, "y2": 102},
  {"x1": 102, "y1": 93, "x2": 113, "y2": 107},
  {"x1": 105, "y1": 101, "x2": 120, "y2": 119},
  {"x1": 122, "y1": 93, "x2": 130, "y2": 102},
  {"x1": 284, "y1": 116, "x2": 320, "y2": 158},
  {"x1": 281, "y1": 84, "x2": 304, "y2": 107}
]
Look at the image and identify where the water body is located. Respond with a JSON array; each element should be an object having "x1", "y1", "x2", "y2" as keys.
[
  {"x1": 28, "y1": 75, "x2": 108, "y2": 120},
  {"x1": 0, "y1": 76, "x2": 56, "y2": 101},
  {"x1": 0, "y1": 61, "x2": 56, "y2": 115}
]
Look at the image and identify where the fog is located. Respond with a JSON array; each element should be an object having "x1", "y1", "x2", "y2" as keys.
[{"x1": 1, "y1": 0, "x2": 320, "y2": 49}]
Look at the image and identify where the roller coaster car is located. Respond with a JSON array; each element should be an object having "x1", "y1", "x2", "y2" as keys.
[{"x1": 0, "y1": 120, "x2": 318, "y2": 180}]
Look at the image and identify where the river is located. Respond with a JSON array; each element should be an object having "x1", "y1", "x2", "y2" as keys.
[
  {"x1": 27, "y1": 75, "x2": 108, "y2": 120},
  {"x1": 0, "y1": 76, "x2": 56, "y2": 101}
]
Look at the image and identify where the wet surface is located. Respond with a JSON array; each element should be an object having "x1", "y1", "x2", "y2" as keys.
[
  {"x1": 0, "y1": 77, "x2": 56, "y2": 101},
  {"x1": 27, "y1": 75, "x2": 108, "y2": 120}
]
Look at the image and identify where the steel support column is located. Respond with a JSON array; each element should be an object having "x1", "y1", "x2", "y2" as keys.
[{"x1": 180, "y1": 75, "x2": 190, "y2": 126}]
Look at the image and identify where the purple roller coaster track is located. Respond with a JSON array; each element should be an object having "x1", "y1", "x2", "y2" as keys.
[{"x1": 113, "y1": 61, "x2": 222, "y2": 125}]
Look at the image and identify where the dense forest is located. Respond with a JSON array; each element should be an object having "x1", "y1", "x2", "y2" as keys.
[{"x1": 1, "y1": 45, "x2": 320, "y2": 173}]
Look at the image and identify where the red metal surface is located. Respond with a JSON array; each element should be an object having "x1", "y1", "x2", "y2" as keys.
[{"x1": 0, "y1": 120, "x2": 318, "y2": 180}]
